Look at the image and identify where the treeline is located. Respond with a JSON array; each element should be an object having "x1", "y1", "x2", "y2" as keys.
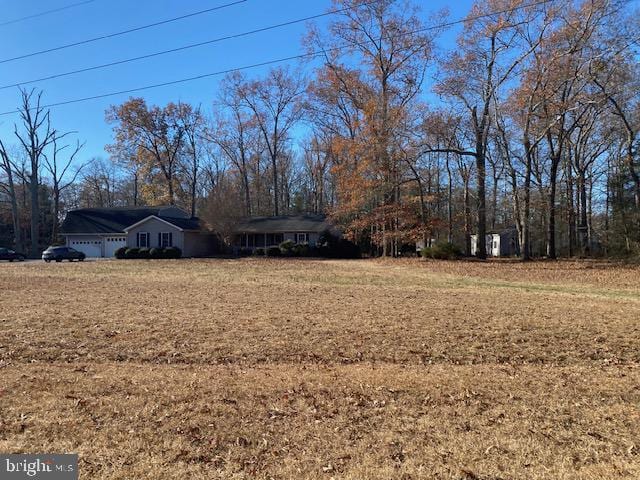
[{"x1": 1, "y1": 0, "x2": 638, "y2": 258}]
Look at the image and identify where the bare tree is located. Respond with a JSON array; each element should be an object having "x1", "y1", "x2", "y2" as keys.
[
  {"x1": 236, "y1": 67, "x2": 304, "y2": 216},
  {"x1": 14, "y1": 89, "x2": 57, "y2": 257},
  {"x1": 43, "y1": 136, "x2": 87, "y2": 242},
  {"x1": 0, "y1": 139, "x2": 22, "y2": 250}
]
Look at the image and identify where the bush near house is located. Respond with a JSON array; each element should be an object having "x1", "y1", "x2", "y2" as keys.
[
  {"x1": 420, "y1": 242, "x2": 462, "y2": 260},
  {"x1": 118, "y1": 247, "x2": 182, "y2": 259},
  {"x1": 279, "y1": 240, "x2": 296, "y2": 256},
  {"x1": 293, "y1": 243, "x2": 310, "y2": 257},
  {"x1": 318, "y1": 230, "x2": 361, "y2": 259},
  {"x1": 254, "y1": 248, "x2": 265, "y2": 256},
  {"x1": 163, "y1": 247, "x2": 182, "y2": 259},
  {"x1": 124, "y1": 248, "x2": 140, "y2": 259},
  {"x1": 266, "y1": 246, "x2": 281, "y2": 257}
]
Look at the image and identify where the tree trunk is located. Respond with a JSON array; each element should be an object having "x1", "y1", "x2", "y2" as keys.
[
  {"x1": 577, "y1": 170, "x2": 589, "y2": 256},
  {"x1": 52, "y1": 185, "x2": 60, "y2": 243},
  {"x1": 547, "y1": 158, "x2": 559, "y2": 259},
  {"x1": 522, "y1": 144, "x2": 532, "y2": 260},
  {"x1": 29, "y1": 165, "x2": 39, "y2": 258},
  {"x1": 464, "y1": 177, "x2": 472, "y2": 256},
  {"x1": 271, "y1": 152, "x2": 279, "y2": 216},
  {"x1": 475, "y1": 150, "x2": 487, "y2": 259},
  {"x1": 446, "y1": 156, "x2": 453, "y2": 244}
]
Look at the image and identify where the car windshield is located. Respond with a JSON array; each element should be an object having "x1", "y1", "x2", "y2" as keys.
[
  {"x1": 68, "y1": 248, "x2": 77, "y2": 253},
  {"x1": 8, "y1": 250, "x2": 15, "y2": 254}
]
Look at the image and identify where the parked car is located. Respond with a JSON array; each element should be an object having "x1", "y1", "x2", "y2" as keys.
[
  {"x1": 42, "y1": 246, "x2": 86, "y2": 263},
  {"x1": 0, "y1": 247, "x2": 26, "y2": 262}
]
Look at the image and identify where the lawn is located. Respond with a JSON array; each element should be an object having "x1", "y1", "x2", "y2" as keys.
[{"x1": 0, "y1": 258, "x2": 639, "y2": 479}]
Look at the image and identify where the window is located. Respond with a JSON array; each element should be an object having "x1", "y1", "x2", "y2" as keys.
[
  {"x1": 137, "y1": 232, "x2": 149, "y2": 248},
  {"x1": 160, "y1": 232, "x2": 173, "y2": 248},
  {"x1": 295, "y1": 233, "x2": 309, "y2": 244}
]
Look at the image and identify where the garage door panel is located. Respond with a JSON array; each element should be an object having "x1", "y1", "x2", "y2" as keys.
[
  {"x1": 105, "y1": 237, "x2": 127, "y2": 257},
  {"x1": 69, "y1": 238, "x2": 102, "y2": 257}
]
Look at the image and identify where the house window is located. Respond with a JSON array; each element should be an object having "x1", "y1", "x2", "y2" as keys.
[
  {"x1": 137, "y1": 232, "x2": 149, "y2": 248},
  {"x1": 295, "y1": 233, "x2": 309, "y2": 244},
  {"x1": 160, "y1": 232, "x2": 173, "y2": 248}
]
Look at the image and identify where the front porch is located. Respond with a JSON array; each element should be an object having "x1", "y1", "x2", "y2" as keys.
[{"x1": 235, "y1": 233, "x2": 285, "y2": 250}]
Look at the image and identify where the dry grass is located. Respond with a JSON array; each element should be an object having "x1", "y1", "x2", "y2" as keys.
[{"x1": 0, "y1": 258, "x2": 639, "y2": 479}]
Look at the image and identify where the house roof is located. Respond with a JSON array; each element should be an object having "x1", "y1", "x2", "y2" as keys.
[
  {"x1": 123, "y1": 215, "x2": 201, "y2": 232},
  {"x1": 60, "y1": 206, "x2": 198, "y2": 234},
  {"x1": 234, "y1": 214, "x2": 332, "y2": 234}
]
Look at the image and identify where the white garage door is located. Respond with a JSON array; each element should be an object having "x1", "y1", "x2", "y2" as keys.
[
  {"x1": 105, "y1": 236, "x2": 127, "y2": 258},
  {"x1": 69, "y1": 239, "x2": 102, "y2": 257}
]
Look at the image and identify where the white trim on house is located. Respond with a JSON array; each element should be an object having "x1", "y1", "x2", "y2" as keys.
[
  {"x1": 123, "y1": 215, "x2": 185, "y2": 232},
  {"x1": 137, "y1": 232, "x2": 150, "y2": 248},
  {"x1": 160, "y1": 231, "x2": 173, "y2": 247}
]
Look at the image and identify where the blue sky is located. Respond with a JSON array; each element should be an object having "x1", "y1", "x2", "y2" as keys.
[{"x1": 0, "y1": 0, "x2": 473, "y2": 161}]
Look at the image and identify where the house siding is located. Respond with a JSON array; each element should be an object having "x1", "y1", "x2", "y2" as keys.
[{"x1": 126, "y1": 218, "x2": 184, "y2": 251}]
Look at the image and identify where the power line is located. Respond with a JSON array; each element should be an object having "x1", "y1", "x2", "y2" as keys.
[
  {"x1": 0, "y1": 0, "x2": 248, "y2": 65},
  {"x1": 0, "y1": 0, "x2": 562, "y2": 117},
  {"x1": 0, "y1": 0, "x2": 98, "y2": 28},
  {"x1": 0, "y1": 0, "x2": 383, "y2": 91}
]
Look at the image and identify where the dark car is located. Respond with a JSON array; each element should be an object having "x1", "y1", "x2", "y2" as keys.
[
  {"x1": 42, "y1": 246, "x2": 86, "y2": 263},
  {"x1": 0, "y1": 247, "x2": 26, "y2": 262}
]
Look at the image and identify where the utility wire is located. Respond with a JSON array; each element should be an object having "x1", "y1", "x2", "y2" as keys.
[
  {"x1": 0, "y1": 0, "x2": 567, "y2": 117},
  {"x1": 0, "y1": 0, "x2": 248, "y2": 65},
  {"x1": 0, "y1": 0, "x2": 97, "y2": 28},
  {"x1": 0, "y1": 0, "x2": 383, "y2": 90}
]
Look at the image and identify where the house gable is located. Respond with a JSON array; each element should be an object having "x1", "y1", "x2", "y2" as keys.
[{"x1": 123, "y1": 215, "x2": 186, "y2": 232}]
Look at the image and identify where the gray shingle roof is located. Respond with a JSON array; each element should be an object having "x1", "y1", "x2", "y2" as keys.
[
  {"x1": 60, "y1": 206, "x2": 199, "y2": 234},
  {"x1": 234, "y1": 214, "x2": 332, "y2": 234}
]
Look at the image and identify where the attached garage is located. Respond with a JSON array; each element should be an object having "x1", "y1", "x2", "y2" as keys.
[
  {"x1": 104, "y1": 236, "x2": 127, "y2": 258},
  {"x1": 60, "y1": 206, "x2": 216, "y2": 258},
  {"x1": 67, "y1": 236, "x2": 103, "y2": 257}
]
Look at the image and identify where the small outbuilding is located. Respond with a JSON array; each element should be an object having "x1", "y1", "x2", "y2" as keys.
[{"x1": 470, "y1": 226, "x2": 519, "y2": 257}]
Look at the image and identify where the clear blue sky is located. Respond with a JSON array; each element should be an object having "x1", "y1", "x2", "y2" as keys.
[{"x1": 0, "y1": 0, "x2": 473, "y2": 161}]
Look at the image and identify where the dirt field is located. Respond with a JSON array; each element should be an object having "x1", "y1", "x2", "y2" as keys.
[{"x1": 1, "y1": 258, "x2": 639, "y2": 479}]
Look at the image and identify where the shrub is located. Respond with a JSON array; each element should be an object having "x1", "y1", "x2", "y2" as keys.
[
  {"x1": 266, "y1": 246, "x2": 281, "y2": 257},
  {"x1": 149, "y1": 248, "x2": 163, "y2": 259},
  {"x1": 138, "y1": 247, "x2": 151, "y2": 259},
  {"x1": 239, "y1": 248, "x2": 253, "y2": 257},
  {"x1": 279, "y1": 239, "x2": 295, "y2": 256},
  {"x1": 318, "y1": 230, "x2": 361, "y2": 259},
  {"x1": 293, "y1": 243, "x2": 310, "y2": 257},
  {"x1": 254, "y1": 248, "x2": 265, "y2": 256},
  {"x1": 164, "y1": 247, "x2": 182, "y2": 259},
  {"x1": 114, "y1": 247, "x2": 127, "y2": 259},
  {"x1": 124, "y1": 248, "x2": 140, "y2": 259},
  {"x1": 420, "y1": 242, "x2": 462, "y2": 260}
]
